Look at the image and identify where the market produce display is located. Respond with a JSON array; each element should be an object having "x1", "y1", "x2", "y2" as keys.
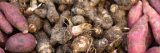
[{"x1": 0, "y1": 0, "x2": 160, "y2": 53}]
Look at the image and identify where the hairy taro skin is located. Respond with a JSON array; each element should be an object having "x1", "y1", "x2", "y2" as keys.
[
  {"x1": 5, "y1": 33, "x2": 36, "y2": 52},
  {"x1": 0, "y1": 2, "x2": 28, "y2": 33}
]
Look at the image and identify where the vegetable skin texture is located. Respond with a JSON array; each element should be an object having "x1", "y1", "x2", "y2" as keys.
[
  {"x1": 128, "y1": 15, "x2": 148, "y2": 53},
  {"x1": 0, "y1": 47, "x2": 5, "y2": 53},
  {"x1": 0, "y1": 12, "x2": 13, "y2": 34},
  {"x1": 0, "y1": 2, "x2": 28, "y2": 33},
  {"x1": 148, "y1": 0, "x2": 160, "y2": 15},
  {"x1": 146, "y1": 47, "x2": 160, "y2": 53},
  {"x1": 5, "y1": 33, "x2": 36, "y2": 52},
  {"x1": 35, "y1": 31, "x2": 53, "y2": 53},
  {"x1": 143, "y1": 0, "x2": 160, "y2": 45},
  {"x1": 128, "y1": 1, "x2": 142, "y2": 28}
]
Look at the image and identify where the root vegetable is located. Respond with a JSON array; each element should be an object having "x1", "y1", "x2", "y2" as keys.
[
  {"x1": 0, "y1": 12, "x2": 13, "y2": 34},
  {"x1": 146, "y1": 47, "x2": 160, "y2": 53},
  {"x1": 5, "y1": 33, "x2": 37, "y2": 52},
  {"x1": 71, "y1": 15, "x2": 86, "y2": 25},
  {"x1": 35, "y1": 31, "x2": 53, "y2": 53},
  {"x1": 128, "y1": 1, "x2": 142, "y2": 28},
  {"x1": 143, "y1": 0, "x2": 160, "y2": 45},
  {"x1": 128, "y1": 15, "x2": 148, "y2": 53},
  {"x1": 28, "y1": 14, "x2": 42, "y2": 33},
  {"x1": 0, "y1": 2, "x2": 28, "y2": 33},
  {"x1": 43, "y1": 20, "x2": 52, "y2": 37},
  {"x1": 148, "y1": 0, "x2": 160, "y2": 15},
  {"x1": 0, "y1": 47, "x2": 5, "y2": 53},
  {"x1": 94, "y1": 38, "x2": 108, "y2": 53},
  {"x1": 71, "y1": 35, "x2": 92, "y2": 53},
  {"x1": 34, "y1": 8, "x2": 47, "y2": 18}
]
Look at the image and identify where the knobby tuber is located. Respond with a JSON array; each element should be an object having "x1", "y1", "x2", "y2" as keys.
[
  {"x1": 128, "y1": 1, "x2": 142, "y2": 28},
  {"x1": 43, "y1": 20, "x2": 52, "y2": 37},
  {"x1": 34, "y1": 8, "x2": 47, "y2": 18},
  {"x1": 71, "y1": 35, "x2": 92, "y2": 53},
  {"x1": 50, "y1": 11, "x2": 71, "y2": 45},
  {"x1": 28, "y1": 14, "x2": 42, "y2": 33},
  {"x1": 128, "y1": 15, "x2": 148, "y2": 53},
  {"x1": 94, "y1": 38, "x2": 108, "y2": 53},
  {"x1": 71, "y1": 23, "x2": 92, "y2": 36},
  {"x1": 35, "y1": 31, "x2": 53, "y2": 53},
  {"x1": 0, "y1": 2, "x2": 28, "y2": 33},
  {"x1": 0, "y1": 12, "x2": 13, "y2": 34},
  {"x1": 5, "y1": 33, "x2": 37, "y2": 52},
  {"x1": 71, "y1": 15, "x2": 86, "y2": 25},
  {"x1": 143, "y1": 0, "x2": 160, "y2": 45},
  {"x1": 92, "y1": 25, "x2": 103, "y2": 38},
  {"x1": 45, "y1": 0, "x2": 60, "y2": 24}
]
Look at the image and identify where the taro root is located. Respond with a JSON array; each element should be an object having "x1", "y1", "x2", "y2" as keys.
[
  {"x1": 35, "y1": 31, "x2": 53, "y2": 53},
  {"x1": 56, "y1": 44, "x2": 72, "y2": 53},
  {"x1": 45, "y1": 0, "x2": 60, "y2": 24},
  {"x1": 43, "y1": 20, "x2": 52, "y2": 37},
  {"x1": 94, "y1": 38, "x2": 108, "y2": 53},
  {"x1": 92, "y1": 25, "x2": 103, "y2": 38},
  {"x1": 34, "y1": 8, "x2": 47, "y2": 18},
  {"x1": 53, "y1": 0, "x2": 74, "y2": 4},
  {"x1": 71, "y1": 15, "x2": 86, "y2": 25},
  {"x1": 71, "y1": 23, "x2": 92, "y2": 36},
  {"x1": 28, "y1": 14, "x2": 42, "y2": 33},
  {"x1": 71, "y1": 35, "x2": 92, "y2": 53},
  {"x1": 50, "y1": 11, "x2": 72, "y2": 45}
]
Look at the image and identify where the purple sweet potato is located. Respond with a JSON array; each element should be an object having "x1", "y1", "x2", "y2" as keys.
[
  {"x1": 143, "y1": 0, "x2": 160, "y2": 45},
  {"x1": 146, "y1": 47, "x2": 160, "y2": 53},
  {"x1": 5, "y1": 33, "x2": 37, "y2": 52},
  {"x1": 128, "y1": 15, "x2": 148, "y2": 53},
  {"x1": 0, "y1": 47, "x2": 5, "y2": 53},
  {"x1": 148, "y1": 0, "x2": 160, "y2": 15},
  {"x1": 0, "y1": 2, "x2": 28, "y2": 33},
  {"x1": 128, "y1": 1, "x2": 142, "y2": 28},
  {"x1": 0, "y1": 12, "x2": 13, "y2": 34}
]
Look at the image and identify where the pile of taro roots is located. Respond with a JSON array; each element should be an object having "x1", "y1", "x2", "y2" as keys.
[{"x1": 0, "y1": 0, "x2": 136, "y2": 53}]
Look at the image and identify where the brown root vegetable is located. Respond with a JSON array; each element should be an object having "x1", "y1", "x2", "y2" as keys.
[
  {"x1": 35, "y1": 31, "x2": 53, "y2": 53},
  {"x1": 110, "y1": 4, "x2": 127, "y2": 29},
  {"x1": 71, "y1": 23, "x2": 92, "y2": 36},
  {"x1": 50, "y1": 11, "x2": 72, "y2": 45},
  {"x1": 0, "y1": 12, "x2": 13, "y2": 34},
  {"x1": 43, "y1": 20, "x2": 52, "y2": 37},
  {"x1": 128, "y1": 1, "x2": 142, "y2": 28},
  {"x1": 28, "y1": 14, "x2": 42, "y2": 33},
  {"x1": 56, "y1": 44, "x2": 72, "y2": 53},
  {"x1": 94, "y1": 38, "x2": 108, "y2": 53},
  {"x1": 45, "y1": 0, "x2": 60, "y2": 24},
  {"x1": 0, "y1": 47, "x2": 5, "y2": 53},
  {"x1": 53, "y1": 0, "x2": 73, "y2": 4},
  {"x1": 71, "y1": 15, "x2": 86, "y2": 25},
  {"x1": 92, "y1": 25, "x2": 103, "y2": 38},
  {"x1": 58, "y1": 4, "x2": 67, "y2": 12},
  {"x1": 148, "y1": 0, "x2": 160, "y2": 15},
  {"x1": 0, "y1": 2, "x2": 28, "y2": 33},
  {"x1": 146, "y1": 47, "x2": 160, "y2": 53},
  {"x1": 5, "y1": 33, "x2": 37, "y2": 52},
  {"x1": 71, "y1": 35, "x2": 92, "y2": 53},
  {"x1": 143, "y1": 0, "x2": 160, "y2": 45},
  {"x1": 34, "y1": 8, "x2": 47, "y2": 18},
  {"x1": 128, "y1": 15, "x2": 148, "y2": 53}
]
